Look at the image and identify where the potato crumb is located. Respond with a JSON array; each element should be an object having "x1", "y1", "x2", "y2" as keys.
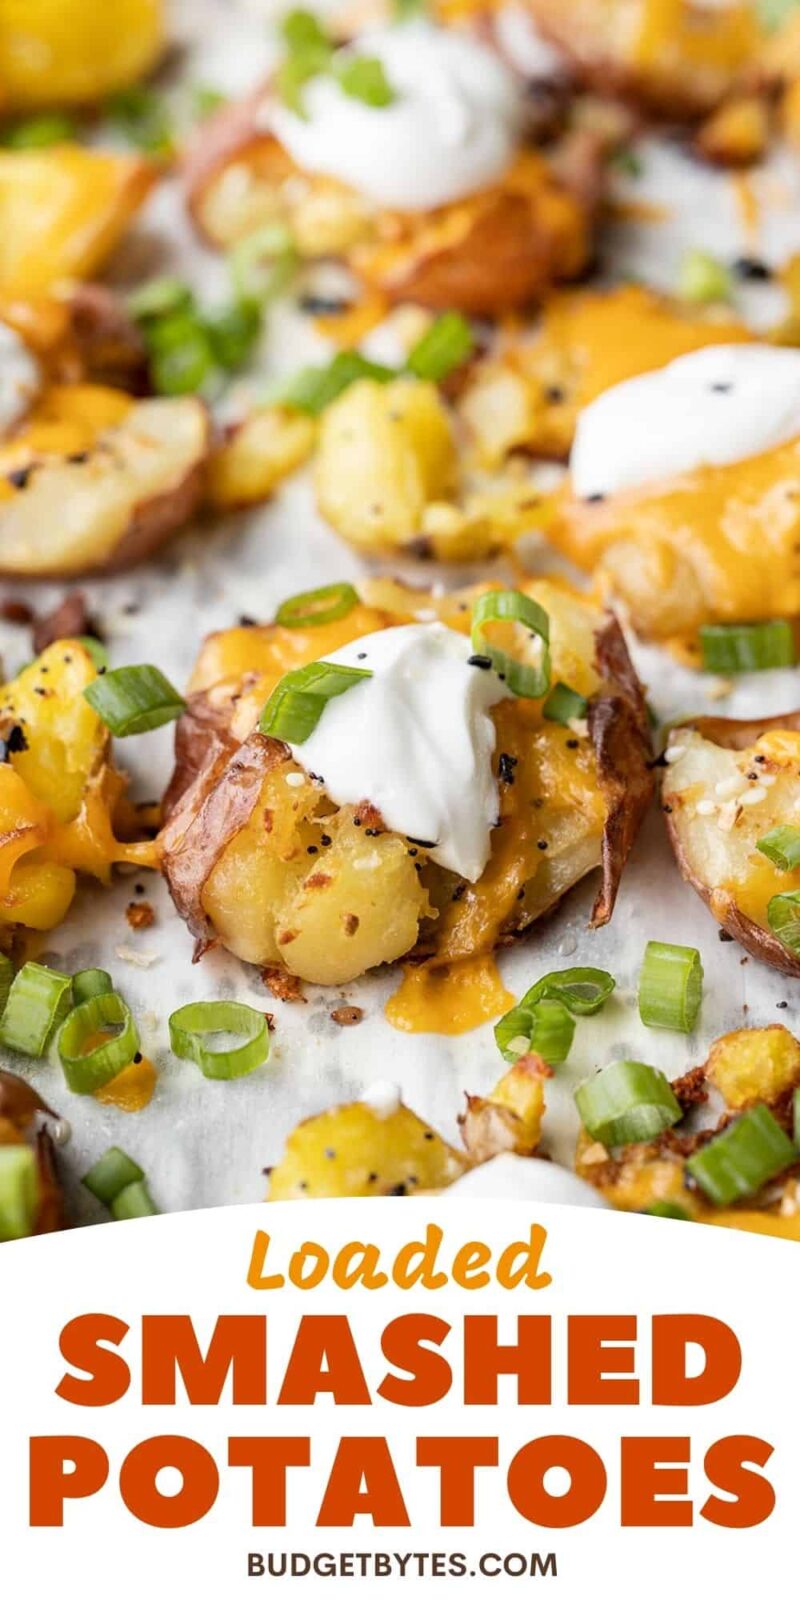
[
  {"x1": 331, "y1": 1005, "x2": 364, "y2": 1027},
  {"x1": 262, "y1": 965, "x2": 306, "y2": 1003},
  {"x1": 125, "y1": 899, "x2": 155, "y2": 931}
]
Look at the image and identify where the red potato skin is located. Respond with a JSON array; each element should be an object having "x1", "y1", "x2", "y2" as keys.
[
  {"x1": 0, "y1": 1070, "x2": 63, "y2": 1234},
  {"x1": 664, "y1": 710, "x2": 800, "y2": 977},
  {"x1": 159, "y1": 611, "x2": 652, "y2": 963}
]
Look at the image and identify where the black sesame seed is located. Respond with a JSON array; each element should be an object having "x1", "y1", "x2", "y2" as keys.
[
  {"x1": 307, "y1": 845, "x2": 318, "y2": 854},
  {"x1": 298, "y1": 293, "x2": 352, "y2": 316},
  {"x1": 777, "y1": 1000, "x2": 788, "y2": 1009},
  {"x1": 423, "y1": 1131, "x2": 434, "y2": 1141},
  {"x1": 467, "y1": 653, "x2": 492, "y2": 670},
  {"x1": 711, "y1": 382, "x2": 732, "y2": 394},
  {"x1": 498, "y1": 752, "x2": 518, "y2": 785},
  {"x1": 133, "y1": 1052, "x2": 142, "y2": 1064},
  {"x1": 7, "y1": 465, "x2": 31, "y2": 489},
  {"x1": 408, "y1": 848, "x2": 418, "y2": 858},
  {"x1": 357, "y1": 652, "x2": 367, "y2": 660},
  {"x1": 238, "y1": 614, "x2": 257, "y2": 627},
  {"x1": 6, "y1": 724, "x2": 27, "y2": 753},
  {"x1": 732, "y1": 256, "x2": 772, "y2": 282},
  {"x1": 452, "y1": 882, "x2": 466, "y2": 902},
  {"x1": 320, "y1": 833, "x2": 332, "y2": 846},
  {"x1": 566, "y1": 738, "x2": 579, "y2": 749},
  {"x1": 324, "y1": 1147, "x2": 336, "y2": 1159},
  {"x1": 545, "y1": 385, "x2": 566, "y2": 404},
  {"x1": 67, "y1": 451, "x2": 89, "y2": 465},
  {"x1": 537, "y1": 839, "x2": 548, "y2": 851},
  {"x1": 586, "y1": 492, "x2": 605, "y2": 504}
]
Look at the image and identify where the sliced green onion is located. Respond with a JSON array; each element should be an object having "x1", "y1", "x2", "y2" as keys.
[
  {"x1": 0, "y1": 1145, "x2": 39, "y2": 1241},
  {"x1": 281, "y1": 7, "x2": 331, "y2": 54},
  {"x1": 84, "y1": 664, "x2": 185, "y2": 736},
  {"x1": 758, "y1": 0, "x2": 800, "y2": 33},
  {"x1": 336, "y1": 55, "x2": 395, "y2": 107},
  {"x1": 767, "y1": 888, "x2": 800, "y2": 954},
  {"x1": 168, "y1": 1000, "x2": 270, "y2": 1080},
  {"x1": 192, "y1": 84, "x2": 228, "y2": 120},
  {"x1": 83, "y1": 1147, "x2": 144, "y2": 1206},
  {"x1": 0, "y1": 951, "x2": 13, "y2": 1015},
  {"x1": 0, "y1": 963, "x2": 72, "y2": 1056},
  {"x1": 270, "y1": 349, "x2": 395, "y2": 416},
  {"x1": 3, "y1": 114, "x2": 78, "y2": 149},
  {"x1": 471, "y1": 590, "x2": 551, "y2": 699},
  {"x1": 76, "y1": 635, "x2": 109, "y2": 672},
  {"x1": 525, "y1": 998, "x2": 575, "y2": 1064},
  {"x1": 148, "y1": 314, "x2": 215, "y2": 396},
  {"x1": 678, "y1": 249, "x2": 732, "y2": 305},
  {"x1": 609, "y1": 147, "x2": 644, "y2": 179},
  {"x1": 495, "y1": 967, "x2": 614, "y2": 1062},
  {"x1": 276, "y1": 10, "x2": 333, "y2": 114},
  {"x1": 127, "y1": 277, "x2": 194, "y2": 323},
  {"x1": 699, "y1": 620, "x2": 795, "y2": 674},
  {"x1": 229, "y1": 223, "x2": 297, "y2": 304},
  {"x1": 259, "y1": 661, "x2": 371, "y2": 743},
  {"x1": 111, "y1": 1179, "x2": 159, "y2": 1220},
  {"x1": 638, "y1": 941, "x2": 703, "y2": 1032},
  {"x1": 645, "y1": 1201, "x2": 692, "y2": 1220},
  {"x1": 275, "y1": 582, "x2": 359, "y2": 629},
  {"x1": 406, "y1": 312, "x2": 473, "y2": 383},
  {"x1": 542, "y1": 681, "x2": 589, "y2": 725},
  {"x1": 106, "y1": 86, "x2": 174, "y2": 157},
  {"x1": 58, "y1": 992, "x2": 140, "y2": 1094},
  {"x1": 205, "y1": 297, "x2": 262, "y2": 370},
  {"x1": 757, "y1": 826, "x2": 800, "y2": 871},
  {"x1": 72, "y1": 969, "x2": 113, "y2": 1005},
  {"x1": 687, "y1": 1104, "x2": 796, "y2": 1206},
  {"x1": 575, "y1": 1060, "x2": 682, "y2": 1148}
]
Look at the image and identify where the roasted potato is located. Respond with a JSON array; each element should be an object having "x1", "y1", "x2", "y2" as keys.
[
  {"x1": 0, "y1": 384, "x2": 209, "y2": 576},
  {"x1": 528, "y1": 0, "x2": 761, "y2": 119},
  {"x1": 460, "y1": 284, "x2": 751, "y2": 466},
  {"x1": 576, "y1": 1028, "x2": 800, "y2": 1240},
  {"x1": 268, "y1": 1053, "x2": 549, "y2": 1199},
  {"x1": 0, "y1": 639, "x2": 155, "y2": 935},
  {"x1": 0, "y1": 1070, "x2": 63, "y2": 1238},
  {"x1": 0, "y1": 147, "x2": 154, "y2": 297},
  {"x1": 185, "y1": 90, "x2": 591, "y2": 316},
  {"x1": 159, "y1": 578, "x2": 652, "y2": 985},
  {"x1": 208, "y1": 407, "x2": 317, "y2": 511},
  {"x1": 663, "y1": 712, "x2": 800, "y2": 974},
  {"x1": 0, "y1": 0, "x2": 164, "y2": 110}
]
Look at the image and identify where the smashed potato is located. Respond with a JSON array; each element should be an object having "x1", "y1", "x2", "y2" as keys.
[
  {"x1": 706, "y1": 1026, "x2": 800, "y2": 1110},
  {"x1": 528, "y1": 0, "x2": 761, "y2": 119},
  {"x1": 160, "y1": 579, "x2": 652, "y2": 985},
  {"x1": 663, "y1": 715, "x2": 800, "y2": 975},
  {"x1": 0, "y1": 0, "x2": 164, "y2": 109},
  {"x1": 0, "y1": 147, "x2": 154, "y2": 297},
  {"x1": 0, "y1": 385, "x2": 209, "y2": 576},
  {"x1": 460, "y1": 284, "x2": 751, "y2": 466},
  {"x1": 208, "y1": 408, "x2": 316, "y2": 511},
  {"x1": 0, "y1": 639, "x2": 155, "y2": 934}
]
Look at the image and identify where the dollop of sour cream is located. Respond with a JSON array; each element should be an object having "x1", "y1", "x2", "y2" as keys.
[
  {"x1": 571, "y1": 344, "x2": 800, "y2": 501},
  {"x1": 444, "y1": 1153, "x2": 609, "y2": 1206},
  {"x1": 288, "y1": 622, "x2": 511, "y2": 882},
  {"x1": 0, "y1": 320, "x2": 40, "y2": 436},
  {"x1": 268, "y1": 20, "x2": 522, "y2": 211}
]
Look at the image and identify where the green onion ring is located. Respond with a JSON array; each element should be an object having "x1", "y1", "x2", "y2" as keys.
[
  {"x1": 687, "y1": 1105, "x2": 796, "y2": 1206},
  {"x1": 699, "y1": 620, "x2": 795, "y2": 674},
  {"x1": 638, "y1": 941, "x2": 703, "y2": 1032},
  {"x1": 111, "y1": 1179, "x2": 159, "y2": 1220},
  {"x1": 0, "y1": 1145, "x2": 39, "y2": 1241},
  {"x1": 72, "y1": 969, "x2": 114, "y2": 1006},
  {"x1": 83, "y1": 1146, "x2": 144, "y2": 1206},
  {"x1": 275, "y1": 582, "x2": 359, "y2": 629},
  {"x1": 767, "y1": 888, "x2": 800, "y2": 954},
  {"x1": 58, "y1": 993, "x2": 140, "y2": 1095},
  {"x1": 0, "y1": 962, "x2": 73, "y2": 1057},
  {"x1": 260, "y1": 661, "x2": 372, "y2": 743},
  {"x1": 575, "y1": 1059, "x2": 682, "y2": 1148},
  {"x1": 757, "y1": 826, "x2": 800, "y2": 872},
  {"x1": 168, "y1": 1000, "x2": 270, "y2": 1080},
  {"x1": 84, "y1": 664, "x2": 186, "y2": 736},
  {"x1": 470, "y1": 590, "x2": 551, "y2": 699}
]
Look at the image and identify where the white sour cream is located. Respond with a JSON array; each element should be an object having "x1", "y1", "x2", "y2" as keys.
[
  {"x1": 289, "y1": 622, "x2": 510, "y2": 882},
  {"x1": 493, "y1": 3, "x2": 568, "y2": 79},
  {"x1": 444, "y1": 1153, "x2": 609, "y2": 1206},
  {"x1": 268, "y1": 20, "x2": 522, "y2": 211},
  {"x1": 570, "y1": 344, "x2": 800, "y2": 501},
  {"x1": 0, "y1": 321, "x2": 40, "y2": 436}
]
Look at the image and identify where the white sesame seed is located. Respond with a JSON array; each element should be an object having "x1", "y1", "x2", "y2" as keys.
[
  {"x1": 696, "y1": 799, "x2": 717, "y2": 816},
  {"x1": 716, "y1": 800, "x2": 741, "y2": 832},
  {"x1": 740, "y1": 786, "x2": 767, "y2": 806},
  {"x1": 285, "y1": 772, "x2": 305, "y2": 787},
  {"x1": 664, "y1": 744, "x2": 687, "y2": 764},
  {"x1": 567, "y1": 717, "x2": 589, "y2": 738},
  {"x1": 714, "y1": 774, "x2": 746, "y2": 799},
  {"x1": 759, "y1": 772, "x2": 776, "y2": 788}
]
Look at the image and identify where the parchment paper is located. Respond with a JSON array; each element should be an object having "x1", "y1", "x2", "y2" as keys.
[{"x1": 4, "y1": 0, "x2": 800, "y2": 1222}]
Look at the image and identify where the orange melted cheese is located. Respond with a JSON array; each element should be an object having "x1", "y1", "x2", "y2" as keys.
[
  {"x1": 95, "y1": 1054, "x2": 156, "y2": 1113},
  {"x1": 385, "y1": 954, "x2": 515, "y2": 1035},
  {"x1": 633, "y1": 0, "x2": 758, "y2": 74},
  {"x1": 721, "y1": 731, "x2": 800, "y2": 928}
]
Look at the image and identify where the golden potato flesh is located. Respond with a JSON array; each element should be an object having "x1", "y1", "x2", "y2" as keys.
[
  {"x1": 460, "y1": 285, "x2": 751, "y2": 466},
  {"x1": 0, "y1": 0, "x2": 164, "y2": 109},
  {"x1": 0, "y1": 387, "x2": 208, "y2": 576},
  {"x1": 314, "y1": 378, "x2": 458, "y2": 552},
  {"x1": 706, "y1": 1027, "x2": 800, "y2": 1109},
  {"x1": 160, "y1": 580, "x2": 652, "y2": 984},
  {"x1": 268, "y1": 1099, "x2": 469, "y2": 1199},
  {"x1": 0, "y1": 148, "x2": 154, "y2": 297},
  {"x1": 208, "y1": 408, "x2": 316, "y2": 510},
  {"x1": 529, "y1": 0, "x2": 759, "y2": 118},
  {"x1": 664, "y1": 725, "x2": 800, "y2": 972}
]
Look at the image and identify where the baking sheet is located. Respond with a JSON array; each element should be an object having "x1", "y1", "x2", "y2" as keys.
[{"x1": 4, "y1": 0, "x2": 800, "y2": 1223}]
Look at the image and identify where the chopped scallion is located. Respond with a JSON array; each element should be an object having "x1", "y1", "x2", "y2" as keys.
[
  {"x1": 525, "y1": 997, "x2": 575, "y2": 1064},
  {"x1": 275, "y1": 582, "x2": 359, "y2": 628},
  {"x1": 542, "y1": 681, "x2": 589, "y2": 726},
  {"x1": 58, "y1": 992, "x2": 140, "y2": 1095},
  {"x1": 84, "y1": 664, "x2": 185, "y2": 736},
  {"x1": 495, "y1": 967, "x2": 614, "y2": 1062},
  {"x1": 205, "y1": 297, "x2": 262, "y2": 370},
  {"x1": 406, "y1": 313, "x2": 473, "y2": 383},
  {"x1": 0, "y1": 1145, "x2": 39, "y2": 1241},
  {"x1": 575, "y1": 1059, "x2": 682, "y2": 1147},
  {"x1": 3, "y1": 114, "x2": 78, "y2": 149},
  {"x1": 260, "y1": 660, "x2": 372, "y2": 743},
  {"x1": 83, "y1": 1147, "x2": 144, "y2": 1206},
  {"x1": 757, "y1": 826, "x2": 800, "y2": 871},
  {"x1": 168, "y1": 999, "x2": 270, "y2": 1079},
  {"x1": 0, "y1": 963, "x2": 72, "y2": 1056},
  {"x1": 470, "y1": 589, "x2": 551, "y2": 699},
  {"x1": 767, "y1": 888, "x2": 800, "y2": 954},
  {"x1": 336, "y1": 55, "x2": 395, "y2": 107},
  {"x1": 72, "y1": 969, "x2": 113, "y2": 1005},
  {"x1": 678, "y1": 249, "x2": 732, "y2": 305},
  {"x1": 127, "y1": 276, "x2": 194, "y2": 323},
  {"x1": 687, "y1": 1105, "x2": 795, "y2": 1205},
  {"x1": 270, "y1": 349, "x2": 395, "y2": 415},
  {"x1": 699, "y1": 620, "x2": 795, "y2": 674},
  {"x1": 229, "y1": 223, "x2": 297, "y2": 304},
  {"x1": 111, "y1": 1178, "x2": 159, "y2": 1220},
  {"x1": 638, "y1": 941, "x2": 703, "y2": 1032}
]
